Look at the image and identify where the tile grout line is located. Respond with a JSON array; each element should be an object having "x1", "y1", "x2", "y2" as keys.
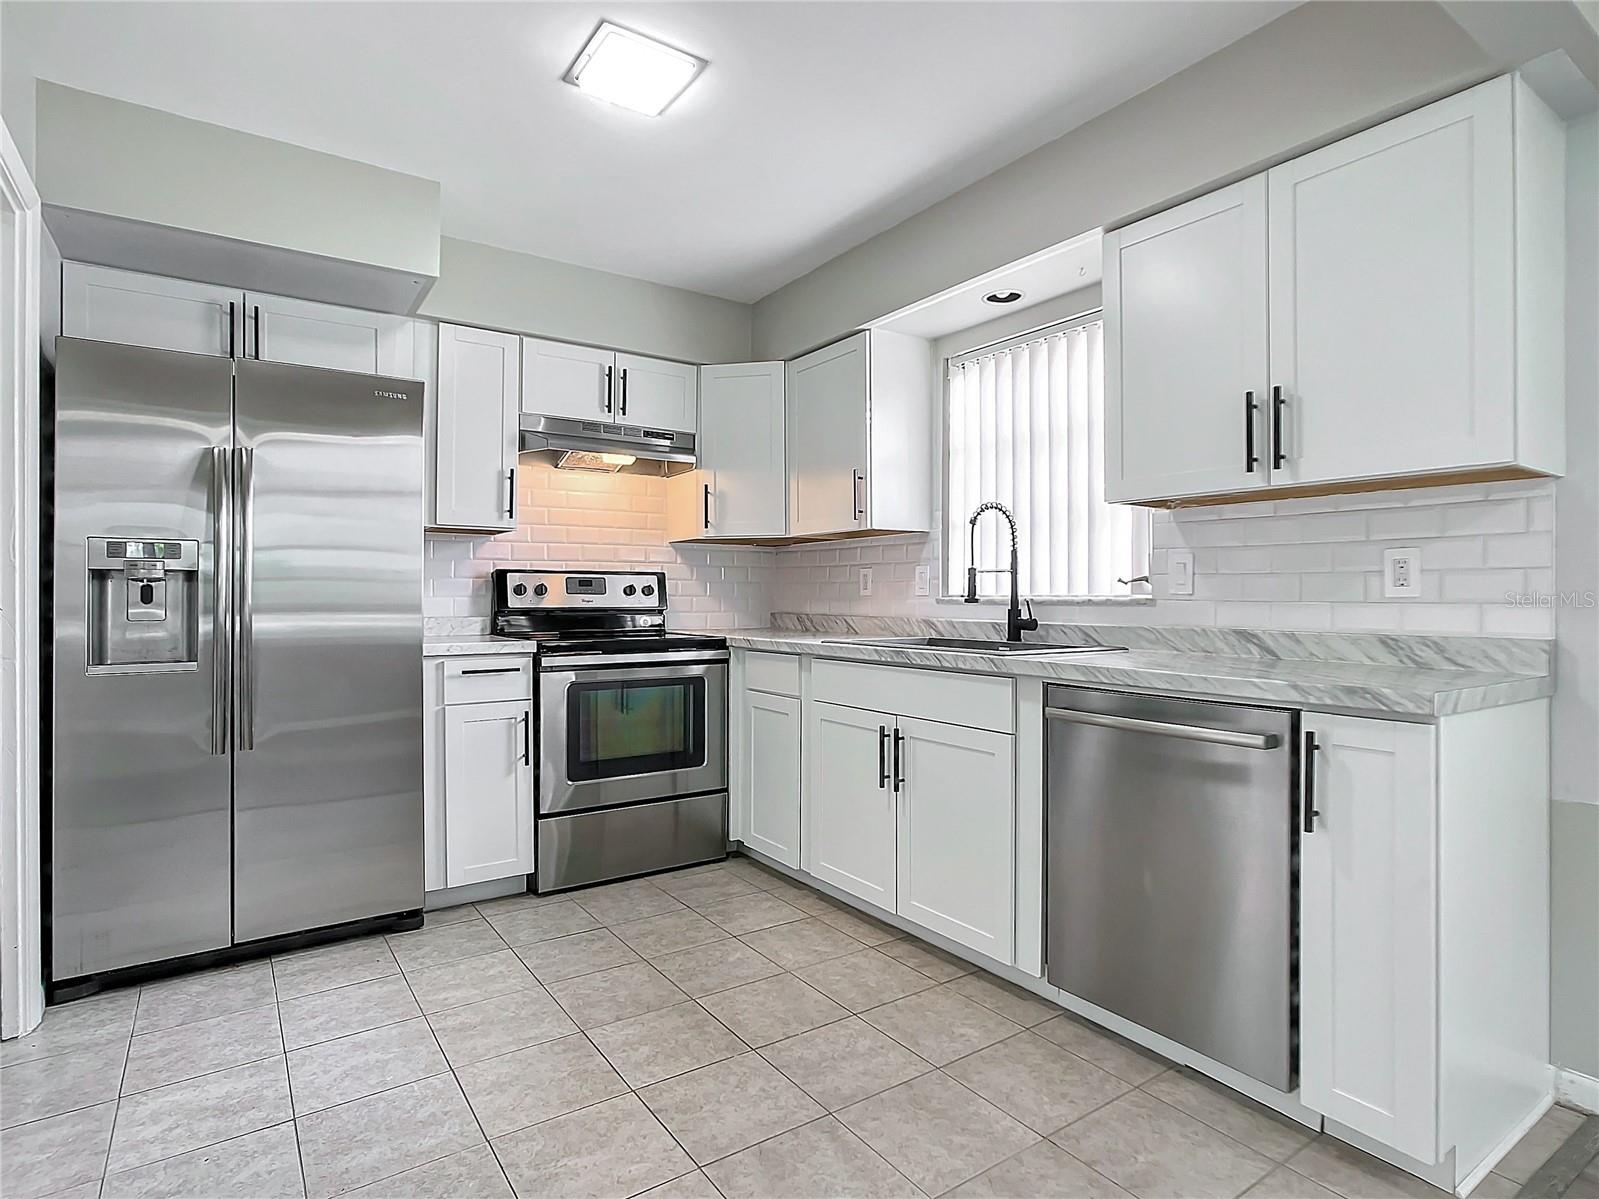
[{"x1": 270, "y1": 959, "x2": 313, "y2": 1199}]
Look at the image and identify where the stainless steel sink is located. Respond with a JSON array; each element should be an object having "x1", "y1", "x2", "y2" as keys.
[{"x1": 822, "y1": 636, "x2": 1126, "y2": 657}]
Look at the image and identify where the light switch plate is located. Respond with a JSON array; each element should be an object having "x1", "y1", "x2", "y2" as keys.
[
  {"x1": 1383, "y1": 547, "x2": 1420, "y2": 597},
  {"x1": 1168, "y1": 550, "x2": 1195, "y2": 596},
  {"x1": 859, "y1": 566, "x2": 874, "y2": 597},
  {"x1": 913, "y1": 564, "x2": 931, "y2": 596}
]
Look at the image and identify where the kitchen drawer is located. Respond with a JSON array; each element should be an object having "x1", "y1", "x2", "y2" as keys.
[
  {"x1": 442, "y1": 656, "x2": 533, "y2": 704},
  {"x1": 745, "y1": 651, "x2": 801, "y2": 697},
  {"x1": 811, "y1": 658, "x2": 1014, "y2": 733}
]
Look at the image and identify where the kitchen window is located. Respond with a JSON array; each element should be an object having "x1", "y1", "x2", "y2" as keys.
[{"x1": 945, "y1": 313, "x2": 1149, "y2": 599}]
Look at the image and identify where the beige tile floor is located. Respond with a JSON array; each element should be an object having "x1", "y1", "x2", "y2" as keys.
[{"x1": 0, "y1": 854, "x2": 1582, "y2": 1199}]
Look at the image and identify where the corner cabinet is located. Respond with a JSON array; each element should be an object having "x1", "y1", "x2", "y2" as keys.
[
  {"x1": 523, "y1": 337, "x2": 698, "y2": 434},
  {"x1": 786, "y1": 330, "x2": 932, "y2": 537},
  {"x1": 668, "y1": 361, "x2": 787, "y2": 542},
  {"x1": 431, "y1": 323, "x2": 521, "y2": 532},
  {"x1": 1104, "y1": 73, "x2": 1565, "y2": 506}
]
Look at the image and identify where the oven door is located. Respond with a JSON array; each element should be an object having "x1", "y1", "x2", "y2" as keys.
[{"x1": 539, "y1": 659, "x2": 727, "y2": 815}]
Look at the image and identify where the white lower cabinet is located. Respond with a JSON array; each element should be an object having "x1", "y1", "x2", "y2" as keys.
[
  {"x1": 805, "y1": 702, "x2": 898, "y2": 910},
  {"x1": 442, "y1": 699, "x2": 534, "y2": 888},
  {"x1": 423, "y1": 656, "x2": 536, "y2": 893},
  {"x1": 1300, "y1": 713, "x2": 1438, "y2": 1163},
  {"x1": 896, "y1": 716, "x2": 1015, "y2": 963},
  {"x1": 742, "y1": 690, "x2": 801, "y2": 868}
]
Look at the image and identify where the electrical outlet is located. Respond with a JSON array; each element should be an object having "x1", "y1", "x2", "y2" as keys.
[
  {"x1": 1168, "y1": 550, "x2": 1195, "y2": 596},
  {"x1": 1383, "y1": 547, "x2": 1420, "y2": 598},
  {"x1": 913, "y1": 564, "x2": 931, "y2": 596},
  {"x1": 859, "y1": 566, "x2": 874, "y2": 597}
]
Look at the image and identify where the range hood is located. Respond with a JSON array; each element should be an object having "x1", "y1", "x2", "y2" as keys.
[{"x1": 519, "y1": 413, "x2": 697, "y2": 470}]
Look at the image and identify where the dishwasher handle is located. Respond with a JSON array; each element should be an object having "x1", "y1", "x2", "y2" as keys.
[{"x1": 1045, "y1": 706, "x2": 1281, "y2": 751}]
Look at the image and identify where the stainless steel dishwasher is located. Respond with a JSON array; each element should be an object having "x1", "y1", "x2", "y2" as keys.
[{"x1": 1045, "y1": 685, "x2": 1300, "y2": 1090}]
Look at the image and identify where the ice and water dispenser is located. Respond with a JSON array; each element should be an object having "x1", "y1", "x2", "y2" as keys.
[{"x1": 85, "y1": 537, "x2": 201, "y2": 673}]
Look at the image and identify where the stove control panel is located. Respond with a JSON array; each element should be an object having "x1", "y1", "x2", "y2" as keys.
[{"x1": 496, "y1": 570, "x2": 667, "y2": 611}]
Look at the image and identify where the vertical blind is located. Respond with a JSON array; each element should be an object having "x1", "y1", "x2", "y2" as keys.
[{"x1": 946, "y1": 317, "x2": 1149, "y2": 598}]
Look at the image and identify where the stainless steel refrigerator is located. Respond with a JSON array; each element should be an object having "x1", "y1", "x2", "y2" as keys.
[{"x1": 49, "y1": 337, "x2": 424, "y2": 987}]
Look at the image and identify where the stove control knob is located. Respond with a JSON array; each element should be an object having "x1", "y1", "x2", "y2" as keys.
[
  {"x1": 641, "y1": 584, "x2": 655, "y2": 597},
  {"x1": 623, "y1": 584, "x2": 636, "y2": 596},
  {"x1": 512, "y1": 583, "x2": 528, "y2": 597},
  {"x1": 533, "y1": 583, "x2": 548, "y2": 597}
]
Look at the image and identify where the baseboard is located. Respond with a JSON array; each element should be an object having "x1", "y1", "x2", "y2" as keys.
[
  {"x1": 1556, "y1": 1068, "x2": 1599, "y2": 1115},
  {"x1": 1457, "y1": 1093, "x2": 1552, "y2": 1196}
]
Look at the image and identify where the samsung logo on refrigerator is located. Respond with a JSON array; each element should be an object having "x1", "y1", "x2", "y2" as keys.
[{"x1": 372, "y1": 389, "x2": 409, "y2": 400}]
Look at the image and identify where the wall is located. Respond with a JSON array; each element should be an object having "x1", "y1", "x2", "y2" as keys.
[
  {"x1": 424, "y1": 460, "x2": 772, "y2": 633},
  {"x1": 31, "y1": 82, "x2": 441, "y2": 280},
  {"x1": 1551, "y1": 109, "x2": 1599, "y2": 1085},
  {"x1": 419, "y1": 237, "x2": 752, "y2": 366},
  {"x1": 752, "y1": 2, "x2": 1496, "y2": 358}
]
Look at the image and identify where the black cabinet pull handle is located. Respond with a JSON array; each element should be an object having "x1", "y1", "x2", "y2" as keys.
[
  {"x1": 892, "y1": 727, "x2": 905, "y2": 793},
  {"x1": 1244, "y1": 391, "x2": 1259, "y2": 473},
  {"x1": 252, "y1": 305, "x2": 261, "y2": 360},
  {"x1": 1272, "y1": 386, "x2": 1287, "y2": 470},
  {"x1": 604, "y1": 365, "x2": 614, "y2": 415},
  {"x1": 506, "y1": 467, "x2": 517, "y2": 520},
  {"x1": 227, "y1": 301, "x2": 236, "y2": 359},
  {"x1": 877, "y1": 726, "x2": 889, "y2": 789},
  {"x1": 702, "y1": 482, "x2": 711, "y2": 531},
  {"x1": 521, "y1": 711, "x2": 531, "y2": 766},
  {"x1": 460, "y1": 666, "x2": 520, "y2": 676},
  {"x1": 1303, "y1": 730, "x2": 1321, "y2": 833},
  {"x1": 620, "y1": 368, "x2": 628, "y2": 417}
]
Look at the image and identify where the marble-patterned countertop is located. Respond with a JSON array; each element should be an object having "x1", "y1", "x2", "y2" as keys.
[
  {"x1": 423, "y1": 634, "x2": 538, "y2": 658},
  {"x1": 724, "y1": 630, "x2": 1552, "y2": 719}
]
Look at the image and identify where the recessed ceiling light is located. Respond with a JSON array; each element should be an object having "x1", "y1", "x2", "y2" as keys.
[
  {"x1": 564, "y1": 21, "x2": 706, "y2": 117},
  {"x1": 983, "y1": 289, "x2": 1025, "y2": 306}
]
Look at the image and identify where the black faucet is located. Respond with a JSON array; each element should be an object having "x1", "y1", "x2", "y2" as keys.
[{"x1": 964, "y1": 502, "x2": 1039, "y2": 643}]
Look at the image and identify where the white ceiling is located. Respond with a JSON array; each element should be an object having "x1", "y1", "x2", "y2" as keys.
[{"x1": 3, "y1": 1, "x2": 1293, "y2": 303}]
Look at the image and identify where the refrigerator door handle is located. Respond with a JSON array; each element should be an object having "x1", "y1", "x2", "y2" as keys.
[
  {"x1": 210, "y1": 445, "x2": 232, "y2": 755},
  {"x1": 236, "y1": 445, "x2": 256, "y2": 751}
]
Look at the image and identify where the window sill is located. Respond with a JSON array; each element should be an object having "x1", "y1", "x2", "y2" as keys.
[{"x1": 935, "y1": 595, "x2": 1155, "y2": 607}]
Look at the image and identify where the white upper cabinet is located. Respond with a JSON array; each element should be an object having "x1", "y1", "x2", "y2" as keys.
[
  {"x1": 1104, "y1": 74, "x2": 1565, "y2": 505},
  {"x1": 247, "y1": 292, "x2": 415, "y2": 376},
  {"x1": 670, "y1": 361, "x2": 786, "y2": 541},
  {"x1": 62, "y1": 263, "x2": 241, "y2": 357},
  {"x1": 1103, "y1": 178, "x2": 1269, "y2": 503},
  {"x1": 1268, "y1": 76, "x2": 1557, "y2": 486},
  {"x1": 432, "y1": 323, "x2": 520, "y2": 532},
  {"x1": 615, "y1": 352, "x2": 698, "y2": 432},
  {"x1": 522, "y1": 337, "x2": 617, "y2": 422},
  {"x1": 1300, "y1": 714, "x2": 1437, "y2": 1162},
  {"x1": 523, "y1": 339, "x2": 699, "y2": 434},
  {"x1": 786, "y1": 330, "x2": 932, "y2": 538}
]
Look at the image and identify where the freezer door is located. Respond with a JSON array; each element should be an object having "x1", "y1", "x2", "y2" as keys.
[
  {"x1": 50, "y1": 339, "x2": 234, "y2": 979},
  {"x1": 232, "y1": 360, "x2": 424, "y2": 942}
]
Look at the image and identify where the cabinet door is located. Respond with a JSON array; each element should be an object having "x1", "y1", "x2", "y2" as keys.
[
  {"x1": 743, "y1": 690, "x2": 800, "y2": 868},
  {"x1": 523, "y1": 337, "x2": 615, "y2": 421},
  {"x1": 804, "y1": 701, "x2": 895, "y2": 908},
  {"x1": 616, "y1": 352, "x2": 698, "y2": 433},
  {"x1": 62, "y1": 263, "x2": 240, "y2": 356},
  {"x1": 434, "y1": 324, "x2": 520, "y2": 531},
  {"x1": 1103, "y1": 177, "x2": 1270, "y2": 502},
  {"x1": 443, "y1": 700, "x2": 534, "y2": 887},
  {"x1": 700, "y1": 362, "x2": 786, "y2": 538},
  {"x1": 1300, "y1": 714, "x2": 1437, "y2": 1162},
  {"x1": 1268, "y1": 80, "x2": 1514, "y2": 485},
  {"x1": 896, "y1": 716, "x2": 1015, "y2": 962},
  {"x1": 787, "y1": 333, "x2": 868, "y2": 536},
  {"x1": 247, "y1": 293, "x2": 414, "y2": 375}
]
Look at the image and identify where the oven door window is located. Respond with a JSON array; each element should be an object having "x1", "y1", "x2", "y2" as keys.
[{"x1": 567, "y1": 676, "x2": 706, "y2": 781}]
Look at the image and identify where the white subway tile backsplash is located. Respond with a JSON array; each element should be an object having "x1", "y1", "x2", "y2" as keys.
[{"x1": 1442, "y1": 499, "x2": 1527, "y2": 536}]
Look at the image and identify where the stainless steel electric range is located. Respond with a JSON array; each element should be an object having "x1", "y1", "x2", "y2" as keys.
[{"x1": 492, "y1": 569, "x2": 728, "y2": 892}]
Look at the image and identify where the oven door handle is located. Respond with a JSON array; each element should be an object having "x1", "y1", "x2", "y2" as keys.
[{"x1": 538, "y1": 652, "x2": 729, "y2": 672}]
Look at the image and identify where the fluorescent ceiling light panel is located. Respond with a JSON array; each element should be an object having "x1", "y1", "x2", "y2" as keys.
[{"x1": 565, "y1": 21, "x2": 706, "y2": 116}]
